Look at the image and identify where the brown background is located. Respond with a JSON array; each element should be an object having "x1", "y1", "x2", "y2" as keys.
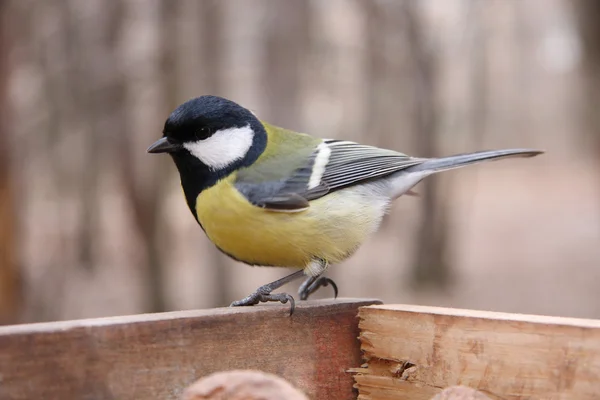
[{"x1": 0, "y1": 0, "x2": 599, "y2": 325}]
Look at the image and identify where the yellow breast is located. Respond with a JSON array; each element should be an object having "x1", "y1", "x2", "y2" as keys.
[{"x1": 195, "y1": 176, "x2": 387, "y2": 269}]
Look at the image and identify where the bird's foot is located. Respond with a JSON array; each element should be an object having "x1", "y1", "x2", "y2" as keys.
[
  {"x1": 230, "y1": 286, "x2": 296, "y2": 315},
  {"x1": 229, "y1": 270, "x2": 306, "y2": 315},
  {"x1": 299, "y1": 276, "x2": 339, "y2": 301}
]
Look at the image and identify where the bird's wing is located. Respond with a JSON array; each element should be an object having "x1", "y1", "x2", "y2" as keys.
[{"x1": 235, "y1": 139, "x2": 425, "y2": 211}]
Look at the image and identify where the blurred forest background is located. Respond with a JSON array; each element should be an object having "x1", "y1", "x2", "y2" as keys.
[{"x1": 1, "y1": 0, "x2": 599, "y2": 325}]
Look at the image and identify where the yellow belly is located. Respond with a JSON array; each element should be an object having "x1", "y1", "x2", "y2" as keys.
[{"x1": 195, "y1": 177, "x2": 387, "y2": 269}]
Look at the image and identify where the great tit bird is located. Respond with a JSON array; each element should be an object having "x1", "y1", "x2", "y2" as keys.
[{"x1": 147, "y1": 95, "x2": 543, "y2": 312}]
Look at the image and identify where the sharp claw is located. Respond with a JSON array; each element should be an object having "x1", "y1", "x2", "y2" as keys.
[
  {"x1": 299, "y1": 276, "x2": 339, "y2": 301},
  {"x1": 273, "y1": 293, "x2": 295, "y2": 315},
  {"x1": 287, "y1": 294, "x2": 295, "y2": 315},
  {"x1": 329, "y1": 278, "x2": 339, "y2": 299}
]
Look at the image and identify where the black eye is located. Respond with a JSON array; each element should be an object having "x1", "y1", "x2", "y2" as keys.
[{"x1": 195, "y1": 127, "x2": 212, "y2": 140}]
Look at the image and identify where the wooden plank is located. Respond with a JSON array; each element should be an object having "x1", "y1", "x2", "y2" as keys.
[
  {"x1": 353, "y1": 304, "x2": 600, "y2": 400},
  {"x1": 0, "y1": 298, "x2": 381, "y2": 400}
]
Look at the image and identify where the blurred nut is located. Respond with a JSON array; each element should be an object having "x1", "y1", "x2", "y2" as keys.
[
  {"x1": 430, "y1": 386, "x2": 492, "y2": 400},
  {"x1": 182, "y1": 369, "x2": 309, "y2": 400}
]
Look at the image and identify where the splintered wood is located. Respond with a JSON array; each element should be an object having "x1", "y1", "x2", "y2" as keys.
[
  {"x1": 353, "y1": 304, "x2": 600, "y2": 400},
  {"x1": 0, "y1": 298, "x2": 380, "y2": 400}
]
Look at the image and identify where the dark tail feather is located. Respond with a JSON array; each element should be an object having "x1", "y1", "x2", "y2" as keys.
[{"x1": 405, "y1": 149, "x2": 544, "y2": 173}]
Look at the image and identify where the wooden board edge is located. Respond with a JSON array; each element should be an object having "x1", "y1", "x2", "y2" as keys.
[
  {"x1": 359, "y1": 303, "x2": 600, "y2": 328},
  {"x1": 0, "y1": 297, "x2": 383, "y2": 335}
]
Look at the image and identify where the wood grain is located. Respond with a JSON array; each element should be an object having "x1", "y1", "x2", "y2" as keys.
[
  {"x1": 353, "y1": 304, "x2": 600, "y2": 400},
  {"x1": 0, "y1": 298, "x2": 381, "y2": 400}
]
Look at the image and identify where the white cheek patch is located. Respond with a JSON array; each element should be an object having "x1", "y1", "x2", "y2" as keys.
[{"x1": 183, "y1": 125, "x2": 255, "y2": 170}]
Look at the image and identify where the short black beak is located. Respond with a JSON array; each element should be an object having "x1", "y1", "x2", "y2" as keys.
[{"x1": 147, "y1": 137, "x2": 181, "y2": 154}]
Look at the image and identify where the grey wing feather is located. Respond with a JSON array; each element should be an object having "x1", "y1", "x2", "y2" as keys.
[
  {"x1": 236, "y1": 139, "x2": 425, "y2": 211},
  {"x1": 302, "y1": 140, "x2": 424, "y2": 199}
]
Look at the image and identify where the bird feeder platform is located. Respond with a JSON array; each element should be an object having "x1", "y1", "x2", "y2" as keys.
[{"x1": 1, "y1": 299, "x2": 599, "y2": 399}]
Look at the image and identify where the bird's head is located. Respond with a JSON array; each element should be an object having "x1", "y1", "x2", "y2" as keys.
[{"x1": 147, "y1": 95, "x2": 267, "y2": 172}]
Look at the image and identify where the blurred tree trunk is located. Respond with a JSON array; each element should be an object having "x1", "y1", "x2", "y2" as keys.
[
  {"x1": 69, "y1": 1, "x2": 123, "y2": 271},
  {"x1": 404, "y1": 2, "x2": 451, "y2": 288},
  {"x1": 575, "y1": 0, "x2": 600, "y2": 316},
  {"x1": 119, "y1": 0, "x2": 174, "y2": 314},
  {"x1": 261, "y1": 0, "x2": 309, "y2": 128},
  {"x1": 363, "y1": 0, "x2": 387, "y2": 145},
  {"x1": 468, "y1": 0, "x2": 488, "y2": 151},
  {"x1": 575, "y1": 1, "x2": 600, "y2": 157},
  {"x1": 198, "y1": 0, "x2": 230, "y2": 307},
  {"x1": 0, "y1": 0, "x2": 21, "y2": 324},
  {"x1": 362, "y1": 1, "x2": 409, "y2": 149},
  {"x1": 362, "y1": 0, "x2": 410, "y2": 234},
  {"x1": 120, "y1": 0, "x2": 180, "y2": 313},
  {"x1": 21, "y1": 0, "x2": 70, "y2": 322}
]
